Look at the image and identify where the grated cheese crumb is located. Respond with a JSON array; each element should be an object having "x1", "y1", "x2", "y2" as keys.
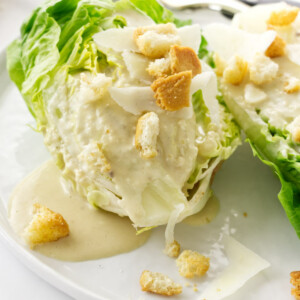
[{"x1": 249, "y1": 52, "x2": 278, "y2": 85}]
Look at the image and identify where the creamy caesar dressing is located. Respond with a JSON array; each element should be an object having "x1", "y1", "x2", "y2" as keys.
[
  {"x1": 15, "y1": 17, "x2": 240, "y2": 245},
  {"x1": 43, "y1": 25, "x2": 202, "y2": 227},
  {"x1": 204, "y1": 6, "x2": 300, "y2": 134},
  {"x1": 8, "y1": 161, "x2": 150, "y2": 261},
  {"x1": 222, "y1": 56, "x2": 300, "y2": 130},
  {"x1": 182, "y1": 195, "x2": 219, "y2": 226}
]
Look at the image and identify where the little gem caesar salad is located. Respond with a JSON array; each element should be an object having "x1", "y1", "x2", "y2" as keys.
[
  {"x1": 203, "y1": 1, "x2": 300, "y2": 238},
  {"x1": 4, "y1": 0, "x2": 300, "y2": 299},
  {"x1": 6, "y1": 0, "x2": 240, "y2": 243}
]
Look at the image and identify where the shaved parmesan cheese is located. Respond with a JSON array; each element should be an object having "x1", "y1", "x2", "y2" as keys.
[
  {"x1": 113, "y1": 10, "x2": 154, "y2": 27},
  {"x1": 109, "y1": 86, "x2": 158, "y2": 115},
  {"x1": 109, "y1": 86, "x2": 194, "y2": 119},
  {"x1": 244, "y1": 84, "x2": 267, "y2": 104},
  {"x1": 203, "y1": 24, "x2": 276, "y2": 61},
  {"x1": 109, "y1": 72, "x2": 216, "y2": 119},
  {"x1": 286, "y1": 44, "x2": 300, "y2": 66},
  {"x1": 191, "y1": 72, "x2": 220, "y2": 126},
  {"x1": 169, "y1": 107, "x2": 194, "y2": 120},
  {"x1": 122, "y1": 50, "x2": 153, "y2": 84},
  {"x1": 93, "y1": 24, "x2": 201, "y2": 57},
  {"x1": 200, "y1": 235, "x2": 270, "y2": 300},
  {"x1": 177, "y1": 24, "x2": 201, "y2": 53},
  {"x1": 93, "y1": 27, "x2": 138, "y2": 52}
]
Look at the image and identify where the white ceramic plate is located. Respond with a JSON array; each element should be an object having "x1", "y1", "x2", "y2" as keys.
[{"x1": 0, "y1": 8, "x2": 299, "y2": 300}]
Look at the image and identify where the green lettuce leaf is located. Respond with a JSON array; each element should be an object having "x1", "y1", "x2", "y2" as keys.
[
  {"x1": 192, "y1": 89, "x2": 211, "y2": 128},
  {"x1": 6, "y1": 0, "x2": 240, "y2": 230},
  {"x1": 128, "y1": 0, "x2": 191, "y2": 27},
  {"x1": 249, "y1": 140, "x2": 300, "y2": 238},
  {"x1": 224, "y1": 94, "x2": 300, "y2": 238},
  {"x1": 198, "y1": 35, "x2": 215, "y2": 68},
  {"x1": 7, "y1": 0, "x2": 190, "y2": 127},
  {"x1": 7, "y1": 0, "x2": 118, "y2": 129},
  {"x1": 141, "y1": 177, "x2": 187, "y2": 226},
  {"x1": 188, "y1": 89, "x2": 240, "y2": 186}
]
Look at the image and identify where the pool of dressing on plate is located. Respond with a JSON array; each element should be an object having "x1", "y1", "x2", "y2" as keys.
[{"x1": 8, "y1": 160, "x2": 219, "y2": 261}]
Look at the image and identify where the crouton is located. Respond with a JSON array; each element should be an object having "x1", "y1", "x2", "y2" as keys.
[
  {"x1": 147, "y1": 46, "x2": 202, "y2": 78},
  {"x1": 214, "y1": 53, "x2": 227, "y2": 77},
  {"x1": 151, "y1": 71, "x2": 192, "y2": 111},
  {"x1": 292, "y1": 128, "x2": 300, "y2": 144},
  {"x1": 147, "y1": 57, "x2": 171, "y2": 77},
  {"x1": 164, "y1": 240, "x2": 181, "y2": 258},
  {"x1": 176, "y1": 250, "x2": 210, "y2": 278},
  {"x1": 291, "y1": 271, "x2": 300, "y2": 299},
  {"x1": 169, "y1": 45, "x2": 202, "y2": 77},
  {"x1": 265, "y1": 35, "x2": 286, "y2": 58},
  {"x1": 134, "y1": 24, "x2": 180, "y2": 59},
  {"x1": 267, "y1": 7, "x2": 299, "y2": 27},
  {"x1": 134, "y1": 23, "x2": 177, "y2": 40},
  {"x1": 79, "y1": 142, "x2": 111, "y2": 173},
  {"x1": 284, "y1": 76, "x2": 300, "y2": 94},
  {"x1": 223, "y1": 56, "x2": 248, "y2": 85},
  {"x1": 24, "y1": 203, "x2": 69, "y2": 247},
  {"x1": 140, "y1": 270, "x2": 182, "y2": 296},
  {"x1": 135, "y1": 112, "x2": 160, "y2": 159},
  {"x1": 249, "y1": 52, "x2": 278, "y2": 85}
]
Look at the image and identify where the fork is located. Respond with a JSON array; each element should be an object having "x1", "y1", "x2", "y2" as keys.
[
  {"x1": 159, "y1": 0, "x2": 250, "y2": 14},
  {"x1": 159, "y1": 0, "x2": 300, "y2": 14}
]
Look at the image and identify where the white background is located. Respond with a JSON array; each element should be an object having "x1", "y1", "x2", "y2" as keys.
[{"x1": 0, "y1": 0, "x2": 72, "y2": 299}]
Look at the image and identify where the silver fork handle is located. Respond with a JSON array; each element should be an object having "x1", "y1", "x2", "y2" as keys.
[{"x1": 160, "y1": 0, "x2": 250, "y2": 13}]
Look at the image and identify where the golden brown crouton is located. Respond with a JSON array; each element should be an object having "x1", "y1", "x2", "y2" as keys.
[
  {"x1": 176, "y1": 250, "x2": 210, "y2": 278},
  {"x1": 267, "y1": 7, "x2": 299, "y2": 27},
  {"x1": 134, "y1": 24, "x2": 180, "y2": 59},
  {"x1": 292, "y1": 128, "x2": 300, "y2": 144},
  {"x1": 140, "y1": 270, "x2": 182, "y2": 296},
  {"x1": 134, "y1": 23, "x2": 177, "y2": 40},
  {"x1": 147, "y1": 57, "x2": 171, "y2": 78},
  {"x1": 135, "y1": 112, "x2": 160, "y2": 159},
  {"x1": 265, "y1": 35, "x2": 286, "y2": 58},
  {"x1": 284, "y1": 76, "x2": 300, "y2": 94},
  {"x1": 24, "y1": 203, "x2": 69, "y2": 247},
  {"x1": 164, "y1": 240, "x2": 181, "y2": 258},
  {"x1": 169, "y1": 45, "x2": 202, "y2": 77},
  {"x1": 214, "y1": 53, "x2": 227, "y2": 77},
  {"x1": 151, "y1": 71, "x2": 192, "y2": 111},
  {"x1": 223, "y1": 56, "x2": 248, "y2": 85},
  {"x1": 291, "y1": 271, "x2": 300, "y2": 299}
]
